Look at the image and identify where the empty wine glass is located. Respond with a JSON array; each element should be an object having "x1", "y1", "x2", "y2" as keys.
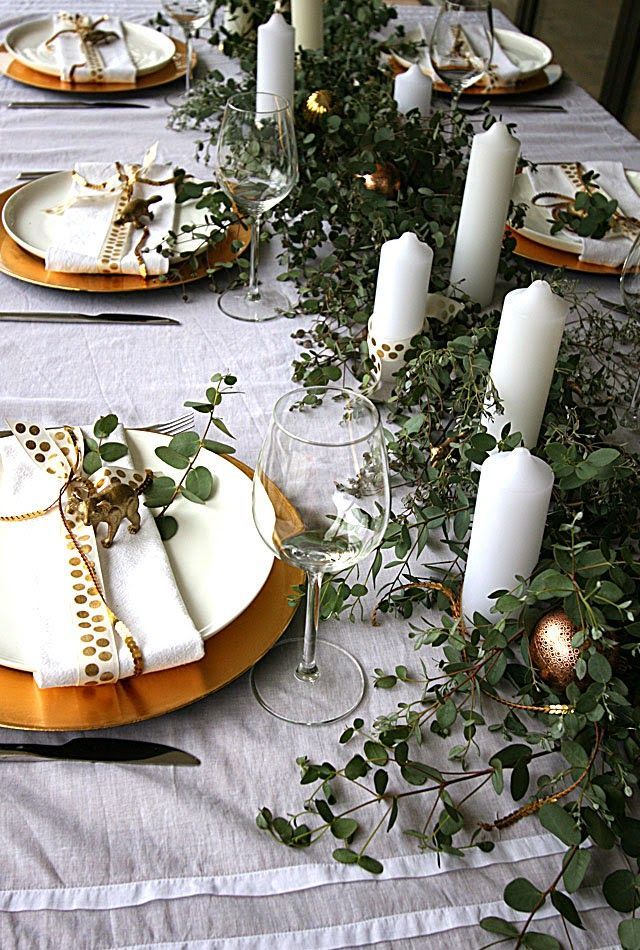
[
  {"x1": 214, "y1": 91, "x2": 299, "y2": 322},
  {"x1": 429, "y1": 0, "x2": 494, "y2": 109},
  {"x1": 621, "y1": 231, "x2": 640, "y2": 427},
  {"x1": 161, "y1": 0, "x2": 214, "y2": 95},
  {"x1": 251, "y1": 387, "x2": 391, "y2": 725}
]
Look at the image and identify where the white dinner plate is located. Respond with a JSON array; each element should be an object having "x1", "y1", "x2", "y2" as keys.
[
  {"x1": 4, "y1": 17, "x2": 175, "y2": 79},
  {"x1": 396, "y1": 27, "x2": 553, "y2": 85},
  {"x1": 0, "y1": 429, "x2": 274, "y2": 672},
  {"x1": 2, "y1": 172, "x2": 219, "y2": 263},
  {"x1": 511, "y1": 166, "x2": 640, "y2": 255}
]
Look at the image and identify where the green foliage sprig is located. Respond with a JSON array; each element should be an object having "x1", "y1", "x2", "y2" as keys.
[{"x1": 170, "y1": 3, "x2": 640, "y2": 946}]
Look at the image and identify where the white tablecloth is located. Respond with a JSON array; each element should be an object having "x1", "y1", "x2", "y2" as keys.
[{"x1": 0, "y1": 4, "x2": 638, "y2": 948}]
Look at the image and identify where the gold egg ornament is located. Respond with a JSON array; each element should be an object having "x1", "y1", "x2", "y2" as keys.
[
  {"x1": 303, "y1": 90, "x2": 333, "y2": 124},
  {"x1": 529, "y1": 609, "x2": 581, "y2": 691},
  {"x1": 355, "y1": 161, "x2": 401, "y2": 198}
]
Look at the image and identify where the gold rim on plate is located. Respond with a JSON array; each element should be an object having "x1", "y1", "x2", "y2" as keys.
[
  {"x1": 389, "y1": 56, "x2": 562, "y2": 96},
  {"x1": 0, "y1": 183, "x2": 250, "y2": 293},
  {"x1": 507, "y1": 227, "x2": 623, "y2": 276},
  {"x1": 0, "y1": 38, "x2": 193, "y2": 93},
  {"x1": 0, "y1": 457, "x2": 303, "y2": 732}
]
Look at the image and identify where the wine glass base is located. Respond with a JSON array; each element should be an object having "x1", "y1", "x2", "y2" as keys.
[
  {"x1": 218, "y1": 285, "x2": 290, "y2": 323},
  {"x1": 250, "y1": 638, "x2": 366, "y2": 726}
]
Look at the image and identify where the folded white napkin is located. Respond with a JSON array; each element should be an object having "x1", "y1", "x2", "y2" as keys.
[
  {"x1": 419, "y1": 23, "x2": 521, "y2": 87},
  {"x1": 526, "y1": 161, "x2": 640, "y2": 266},
  {"x1": 45, "y1": 156, "x2": 175, "y2": 276},
  {"x1": 44, "y1": 13, "x2": 136, "y2": 84},
  {"x1": 0, "y1": 426, "x2": 204, "y2": 688}
]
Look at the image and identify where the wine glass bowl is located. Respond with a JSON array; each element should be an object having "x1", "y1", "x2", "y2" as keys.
[
  {"x1": 161, "y1": 0, "x2": 213, "y2": 94},
  {"x1": 214, "y1": 92, "x2": 299, "y2": 322},
  {"x1": 429, "y1": 0, "x2": 493, "y2": 108},
  {"x1": 251, "y1": 388, "x2": 390, "y2": 724}
]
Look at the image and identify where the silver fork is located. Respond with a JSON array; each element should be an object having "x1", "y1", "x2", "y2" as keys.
[{"x1": 0, "y1": 412, "x2": 195, "y2": 440}]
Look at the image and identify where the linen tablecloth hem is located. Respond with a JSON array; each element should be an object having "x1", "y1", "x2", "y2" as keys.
[
  {"x1": 119, "y1": 887, "x2": 614, "y2": 950},
  {"x1": 0, "y1": 833, "x2": 575, "y2": 911}
]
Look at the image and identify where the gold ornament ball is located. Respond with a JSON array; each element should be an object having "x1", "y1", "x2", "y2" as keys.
[
  {"x1": 303, "y1": 90, "x2": 333, "y2": 124},
  {"x1": 529, "y1": 609, "x2": 580, "y2": 691},
  {"x1": 355, "y1": 161, "x2": 401, "y2": 198}
]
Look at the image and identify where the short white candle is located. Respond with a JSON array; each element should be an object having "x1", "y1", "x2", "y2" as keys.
[
  {"x1": 449, "y1": 122, "x2": 520, "y2": 308},
  {"x1": 484, "y1": 280, "x2": 569, "y2": 449},
  {"x1": 393, "y1": 64, "x2": 432, "y2": 118},
  {"x1": 224, "y1": 2, "x2": 253, "y2": 36},
  {"x1": 462, "y1": 447, "x2": 554, "y2": 626},
  {"x1": 371, "y1": 232, "x2": 433, "y2": 340},
  {"x1": 256, "y1": 12, "x2": 295, "y2": 108},
  {"x1": 291, "y1": 0, "x2": 323, "y2": 51}
]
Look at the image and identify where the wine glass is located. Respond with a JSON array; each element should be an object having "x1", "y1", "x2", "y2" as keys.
[
  {"x1": 161, "y1": 0, "x2": 214, "y2": 95},
  {"x1": 251, "y1": 387, "x2": 391, "y2": 725},
  {"x1": 620, "y1": 232, "x2": 640, "y2": 427},
  {"x1": 214, "y1": 91, "x2": 299, "y2": 322},
  {"x1": 429, "y1": 0, "x2": 494, "y2": 109}
]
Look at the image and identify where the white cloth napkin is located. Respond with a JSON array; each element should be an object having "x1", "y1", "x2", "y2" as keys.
[
  {"x1": 0, "y1": 426, "x2": 204, "y2": 688},
  {"x1": 419, "y1": 23, "x2": 521, "y2": 87},
  {"x1": 45, "y1": 158, "x2": 175, "y2": 276},
  {"x1": 44, "y1": 13, "x2": 136, "y2": 84},
  {"x1": 526, "y1": 161, "x2": 640, "y2": 266}
]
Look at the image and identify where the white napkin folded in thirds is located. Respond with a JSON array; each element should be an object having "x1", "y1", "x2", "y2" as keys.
[
  {"x1": 419, "y1": 23, "x2": 522, "y2": 87},
  {"x1": 44, "y1": 156, "x2": 175, "y2": 276},
  {"x1": 0, "y1": 426, "x2": 204, "y2": 688},
  {"x1": 43, "y1": 13, "x2": 136, "y2": 84},
  {"x1": 526, "y1": 161, "x2": 640, "y2": 267}
]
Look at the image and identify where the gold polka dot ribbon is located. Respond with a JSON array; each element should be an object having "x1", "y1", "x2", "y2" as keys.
[{"x1": 2, "y1": 421, "x2": 149, "y2": 686}]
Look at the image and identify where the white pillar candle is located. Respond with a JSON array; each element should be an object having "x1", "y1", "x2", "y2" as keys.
[
  {"x1": 370, "y1": 232, "x2": 433, "y2": 340},
  {"x1": 484, "y1": 280, "x2": 569, "y2": 449},
  {"x1": 256, "y1": 12, "x2": 295, "y2": 108},
  {"x1": 462, "y1": 448, "x2": 554, "y2": 626},
  {"x1": 291, "y1": 0, "x2": 323, "y2": 51},
  {"x1": 449, "y1": 122, "x2": 520, "y2": 308},
  {"x1": 393, "y1": 64, "x2": 432, "y2": 118}
]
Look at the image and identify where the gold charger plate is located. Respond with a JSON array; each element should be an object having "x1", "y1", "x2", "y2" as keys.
[
  {"x1": 390, "y1": 56, "x2": 562, "y2": 96},
  {"x1": 507, "y1": 226, "x2": 622, "y2": 276},
  {"x1": 0, "y1": 183, "x2": 250, "y2": 293},
  {"x1": 0, "y1": 39, "x2": 193, "y2": 93},
  {"x1": 0, "y1": 457, "x2": 303, "y2": 731}
]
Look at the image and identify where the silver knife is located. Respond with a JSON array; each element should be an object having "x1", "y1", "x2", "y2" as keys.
[
  {"x1": 6, "y1": 100, "x2": 150, "y2": 110},
  {"x1": 0, "y1": 737, "x2": 200, "y2": 765},
  {"x1": 0, "y1": 312, "x2": 181, "y2": 326}
]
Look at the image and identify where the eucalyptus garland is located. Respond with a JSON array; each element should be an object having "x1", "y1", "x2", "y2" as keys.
[{"x1": 170, "y1": 2, "x2": 640, "y2": 946}]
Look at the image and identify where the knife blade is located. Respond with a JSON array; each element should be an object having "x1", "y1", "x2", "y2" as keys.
[
  {"x1": 6, "y1": 100, "x2": 150, "y2": 110},
  {"x1": 596, "y1": 295, "x2": 628, "y2": 315},
  {"x1": 0, "y1": 737, "x2": 200, "y2": 765},
  {"x1": 0, "y1": 312, "x2": 181, "y2": 326}
]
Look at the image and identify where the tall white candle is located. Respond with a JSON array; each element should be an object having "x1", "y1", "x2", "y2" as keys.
[
  {"x1": 256, "y1": 12, "x2": 295, "y2": 107},
  {"x1": 393, "y1": 64, "x2": 432, "y2": 118},
  {"x1": 371, "y1": 232, "x2": 433, "y2": 340},
  {"x1": 462, "y1": 448, "x2": 554, "y2": 626},
  {"x1": 449, "y1": 122, "x2": 520, "y2": 308},
  {"x1": 484, "y1": 280, "x2": 569, "y2": 449},
  {"x1": 291, "y1": 0, "x2": 323, "y2": 51}
]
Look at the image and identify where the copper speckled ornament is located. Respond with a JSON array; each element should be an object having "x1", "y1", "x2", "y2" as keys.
[
  {"x1": 355, "y1": 162, "x2": 401, "y2": 198},
  {"x1": 303, "y1": 90, "x2": 333, "y2": 124},
  {"x1": 529, "y1": 609, "x2": 580, "y2": 690}
]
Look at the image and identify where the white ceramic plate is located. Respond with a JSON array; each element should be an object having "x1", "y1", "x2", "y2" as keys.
[
  {"x1": 2, "y1": 172, "x2": 219, "y2": 263},
  {"x1": 4, "y1": 17, "x2": 175, "y2": 79},
  {"x1": 512, "y1": 166, "x2": 640, "y2": 254},
  {"x1": 397, "y1": 27, "x2": 553, "y2": 85},
  {"x1": 0, "y1": 429, "x2": 274, "y2": 672}
]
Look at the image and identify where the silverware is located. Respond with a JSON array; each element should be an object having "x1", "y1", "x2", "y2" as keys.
[
  {"x1": 6, "y1": 100, "x2": 150, "y2": 110},
  {"x1": 0, "y1": 312, "x2": 181, "y2": 326},
  {"x1": 461, "y1": 102, "x2": 567, "y2": 114},
  {"x1": 596, "y1": 295, "x2": 628, "y2": 315},
  {"x1": 17, "y1": 171, "x2": 61, "y2": 180},
  {"x1": 0, "y1": 412, "x2": 195, "y2": 441},
  {"x1": 0, "y1": 737, "x2": 200, "y2": 765}
]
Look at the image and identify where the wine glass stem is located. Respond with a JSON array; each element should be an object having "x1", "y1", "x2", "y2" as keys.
[
  {"x1": 296, "y1": 570, "x2": 322, "y2": 683},
  {"x1": 184, "y1": 29, "x2": 193, "y2": 94},
  {"x1": 248, "y1": 214, "x2": 263, "y2": 301},
  {"x1": 451, "y1": 85, "x2": 462, "y2": 112}
]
